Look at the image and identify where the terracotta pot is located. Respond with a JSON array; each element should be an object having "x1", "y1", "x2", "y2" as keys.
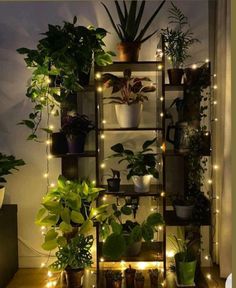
[
  {"x1": 112, "y1": 279, "x2": 122, "y2": 288},
  {"x1": 65, "y1": 268, "x2": 84, "y2": 288},
  {"x1": 135, "y1": 279, "x2": 145, "y2": 288},
  {"x1": 167, "y1": 68, "x2": 184, "y2": 85},
  {"x1": 149, "y1": 274, "x2": 158, "y2": 288},
  {"x1": 117, "y1": 42, "x2": 141, "y2": 62},
  {"x1": 115, "y1": 103, "x2": 143, "y2": 128}
]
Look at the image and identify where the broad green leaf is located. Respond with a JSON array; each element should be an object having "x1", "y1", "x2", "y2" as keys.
[
  {"x1": 146, "y1": 212, "x2": 164, "y2": 226},
  {"x1": 110, "y1": 143, "x2": 124, "y2": 153},
  {"x1": 142, "y1": 137, "x2": 157, "y2": 150},
  {"x1": 42, "y1": 239, "x2": 58, "y2": 251},
  {"x1": 57, "y1": 236, "x2": 67, "y2": 247},
  {"x1": 82, "y1": 181, "x2": 89, "y2": 195},
  {"x1": 60, "y1": 207, "x2": 71, "y2": 224},
  {"x1": 79, "y1": 219, "x2": 93, "y2": 234},
  {"x1": 71, "y1": 210, "x2": 84, "y2": 224},
  {"x1": 103, "y1": 233, "x2": 126, "y2": 260},
  {"x1": 130, "y1": 225, "x2": 142, "y2": 242},
  {"x1": 59, "y1": 221, "x2": 73, "y2": 233},
  {"x1": 111, "y1": 220, "x2": 122, "y2": 234},
  {"x1": 142, "y1": 223, "x2": 154, "y2": 241},
  {"x1": 45, "y1": 229, "x2": 58, "y2": 241},
  {"x1": 35, "y1": 208, "x2": 47, "y2": 225},
  {"x1": 121, "y1": 205, "x2": 132, "y2": 215},
  {"x1": 39, "y1": 214, "x2": 59, "y2": 226},
  {"x1": 43, "y1": 201, "x2": 61, "y2": 213}
]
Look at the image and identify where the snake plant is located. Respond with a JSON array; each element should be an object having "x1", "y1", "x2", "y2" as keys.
[{"x1": 101, "y1": 0, "x2": 166, "y2": 43}]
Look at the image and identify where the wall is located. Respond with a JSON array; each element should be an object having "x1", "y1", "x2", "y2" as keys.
[{"x1": 0, "y1": 0, "x2": 209, "y2": 268}]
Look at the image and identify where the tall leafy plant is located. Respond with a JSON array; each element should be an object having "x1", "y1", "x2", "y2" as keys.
[{"x1": 101, "y1": 0, "x2": 166, "y2": 43}]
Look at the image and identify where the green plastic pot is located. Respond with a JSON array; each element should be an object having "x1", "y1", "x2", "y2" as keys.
[{"x1": 175, "y1": 252, "x2": 197, "y2": 285}]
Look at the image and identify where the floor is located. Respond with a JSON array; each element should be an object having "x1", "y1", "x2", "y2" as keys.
[{"x1": 6, "y1": 266, "x2": 225, "y2": 288}]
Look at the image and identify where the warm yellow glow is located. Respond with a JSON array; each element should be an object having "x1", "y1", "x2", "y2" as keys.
[
  {"x1": 50, "y1": 183, "x2": 55, "y2": 188},
  {"x1": 49, "y1": 125, "x2": 54, "y2": 130},
  {"x1": 213, "y1": 100, "x2": 217, "y2": 105},
  {"x1": 166, "y1": 250, "x2": 175, "y2": 258},
  {"x1": 41, "y1": 262, "x2": 46, "y2": 267},
  {"x1": 161, "y1": 191, "x2": 165, "y2": 197},
  {"x1": 46, "y1": 140, "x2": 51, "y2": 145},
  {"x1": 137, "y1": 262, "x2": 147, "y2": 270},
  {"x1": 160, "y1": 96, "x2": 164, "y2": 102},
  {"x1": 92, "y1": 180, "x2": 96, "y2": 185},
  {"x1": 213, "y1": 165, "x2": 219, "y2": 170},
  {"x1": 160, "y1": 112, "x2": 164, "y2": 117},
  {"x1": 192, "y1": 64, "x2": 197, "y2": 69},
  {"x1": 157, "y1": 64, "x2": 163, "y2": 70},
  {"x1": 160, "y1": 143, "x2": 166, "y2": 152},
  {"x1": 101, "y1": 134, "x2": 105, "y2": 139},
  {"x1": 95, "y1": 72, "x2": 102, "y2": 79},
  {"x1": 47, "y1": 155, "x2": 53, "y2": 160},
  {"x1": 216, "y1": 209, "x2": 220, "y2": 214},
  {"x1": 213, "y1": 74, "x2": 217, "y2": 77},
  {"x1": 46, "y1": 77, "x2": 51, "y2": 84},
  {"x1": 120, "y1": 260, "x2": 126, "y2": 265},
  {"x1": 206, "y1": 273, "x2": 212, "y2": 280},
  {"x1": 41, "y1": 226, "x2": 46, "y2": 231},
  {"x1": 158, "y1": 225, "x2": 163, "y2": 231},
  {"x1": 214, "y1": 118, "x2": 218, "y2": 122},
  {"x1": 216, "y1": 196, "x2": 220, "y2": 200},
  {"x1": 205, "y1": 58, "x2": 210, "y2": 63},
  {"x1": 215, "y1": 242, "x2": 219, "y2": 245},
  {"x1": 51, "y1": 110, "x2": 56, "y2": 116},
  {"x1": 208, "y1": 179, "x2": 213, "y2": 184},
  {"x1": 47, "y1": 271, "x2": 53, "y2": 277},
  {"x1": 168, "y1": 56, "x2": 171, "y2": 60},
  {"x1": 100, "y1": 258, "x2": 104, "y2": 262},
  {"x1": 102, "y1": 196, "x2": 107, "y2": 201},
  {"x1": 213, "y1": 85, "x2": 218, "y2": 89},
  {"x1": 100, "y1": 163, "x2": 106, "y2": 169},
  {"x1": 205, "y1": 255, "x2": 209, "y2": 260},
  {"x1": 43, "y1": 173, "x2": 49, "y2": 178},
  {"x1": 102, "y1": 120, "x2": 107, "y2": 124},
  {"x1": 150, "y1": 208, "x2": 154, "y2": 212},
  {"x1": 97, "y1": 86, "x2": 103, "y2": 92}
]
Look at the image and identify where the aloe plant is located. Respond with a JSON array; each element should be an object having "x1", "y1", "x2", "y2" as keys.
[{"x1": 101, "y1": 0, "x2": 166, "y2": 43}]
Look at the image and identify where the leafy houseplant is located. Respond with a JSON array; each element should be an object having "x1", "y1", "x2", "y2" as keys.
[
  {"x1": 101, "y1": 203, "x2": 164, "y2": 260},
  {"x1": 148, "y1": 269, "x2": 159, "y2": 288},
  {"x1": 125, "y1": 265, "x2": 136, "y2": 288},
  {"x1": 161, "y1": 2, "x2": 199, "y2": 84},
  {"x1": 102, "y1": 68, "x2": 156, "y2": 128},
  {"x1": 135, "y1": 272, "x2": 145, "y2": 288},
  {"x1": 61, "y1": 113, "x2": 95, "y2": 153},
  {"x1": 109, "y1": 138, "x2": 159, "y2": 192},
  {"x1": 0, "y1": 153, "x2": 25, "y2": 208},
  {"x1": 35, "y1": 175, "x2": 110, "y2": 285},
  {"x1": 17, "y1": 17, "x2": 114, "y2": 141},
  {"x1": 169, "y1": 234, "x2": 197, "y2": 285},
  {"x1": 101, "y1": 0, "x2": 166, "y2": 61}
]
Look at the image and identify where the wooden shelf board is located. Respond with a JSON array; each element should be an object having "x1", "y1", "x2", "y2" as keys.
[
  {"x1": 101, "y1": 184, "x2": 163, "y2": 197},
  {"x1": 98, "y1": 127, "x2": 163, "y2": 131},
  {"x1": 51, "y1": 151, "x2": 96, "y2": 158},
  {"x1": 95, "y1": 61, "x2": 163, "y2": 72},
  {"x1": 164, "y1": 210, "x2": 211, "y2": 226},
  {"x1": 98, "y1": 241, "x2": 164, "y2": 262}
]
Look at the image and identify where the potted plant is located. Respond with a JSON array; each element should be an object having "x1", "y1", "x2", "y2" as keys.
[
  {"x1": 61, "y1": 113, "x2": 95, "y2": 153},
  {"x1": 111, "y1": 271, "x2": 123, "y2": 288},
  {"x1": 161, "y1": 2, "x2": 199, "y2": 85},
  {"x1": 125, "y1": 265, "x2": 136, "y2": 288},
  {"x1": 135, "y1": 272, "x2": 145, "y2": 288},
  {"x1": 0, "y1": 153, "x2": 25, "y2": 208},
  {"x1": 169, "y1": 234, "x2": 197, "y2": 286},
  {"x1": 108, "y1": 138, "x2": 159, "y2": 192},
  {"x1": 102, "y1": 68, "x2": 156, "y2": 128},
  {"x1": 17, "y1": 17, "x2": 114, "y2": 141},
  {"x1": 148, "y1": 269, "x2": 159, "y2": 288},
  {"x1": 172, "y1": 195, "x2": 195, "y2": 220},
  {"x1": 101, "y1": 0, "x2": 166, "y2": 61},
  {"x1": 35, "y1": 175, "x2": 110, "y2": 287},
  {"x1": 105, "y1": 169, "x2": 121, "y2": 192},
  {"x1": 101, "y1": 203, "x2": 164, "y2": 260}
]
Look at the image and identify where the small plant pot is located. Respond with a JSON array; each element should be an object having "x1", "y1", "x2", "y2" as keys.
[
  {"x1": 117, "y1": 42, "x2": 141, "y2": 62},
  {"x1": 125, "y1": 241, "x2": 142, "y2": 257},
  {"x1": 115, "y1": 103, "x2": 143, "y2": 128},
  {"x1": 149, "y1": 271, "x2": 159, "y2": 288},
  {"x1": 107, "y1": 178, "x2": 121, "y2": 192},
  {"x1": 50, "y1": 132, "x2": 68, "y2": 155},
  {"x1": 112, "y1": 279, "x2": 122, "y2": 288},
  {"x1": 65, "y1": 268, "x2": 84, "y2": 288},
  {"x1": 175, "y1": 252, "x2": 197, "y2": 285},
  {"x1": 66, "y1": 134, "x2": 86, "y2": 153},
  {"x1": 125, "y1": 267, "x2": 136, "y2": 288},
  {"x1": 132, "y1": 175, "x2": 152, "y2": 192},
  {"x1": 174, "y1": 204, "x2": 194, "y2": 220},
  {"x1": 167, "y1": 68, "x2": 184, "y2": 85},
  {"x1": 105, "y1": 272, "x2": 113, "y2": 288},
  {"x1": 0, "y1": 186, "x2": 5, "y2": 208},
  {"x1": 135, "y1": 279, "x2": 145, "y2": 288}
]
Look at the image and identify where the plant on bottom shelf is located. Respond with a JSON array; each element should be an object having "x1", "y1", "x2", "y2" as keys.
[
  {"x1": 0, "y1": 153, "x2": 25, "y2": 208},
  {"x1": 108, "y1": 138, "x2": 159, "y2": 192},
  {"x1": 17, "y1": 17, "x2": 114, "y2": 141},
  {"x1": 35, "y1": 175, "x2": 111, "y2": 285},
  {"x1": 101, "y1": 0, "x2": 166, "y2": 61},
  {"x1": 101, "y1": 203, "x2": 164, "y2": 260}
]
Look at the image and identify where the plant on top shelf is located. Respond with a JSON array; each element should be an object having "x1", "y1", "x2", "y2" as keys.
[
  {"x1": 101, "y1": 203, "x2": 164, "y2": 260},
  {"x1": 102, "y1": 68, "x2": 156, "y2": 128},
  {"x1": 108, "y1": 138, "x2": 159, "y2": 192},
  {"x1": 61, "y1": 113, "x2": 95, "y2": 153},
  {"x1": 104, "y1": 169, "x2": 121, "y2": 192},
  {"x1": 161, "y1": 2, "x2": 200, "y2": 85},
  {"x1": 35, "y1": 175, "x2": 110, "y2": 285},
  {"x1": 0, "y1": 153, "x2": 25, "y2": 208},
  {"x1": 101, "y1": 0, "x2": 166, "y2": 61},
  {"x1": 17, "y1": 17, "x2": 114, "y2": 141}
]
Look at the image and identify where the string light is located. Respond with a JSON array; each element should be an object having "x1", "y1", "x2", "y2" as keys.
[
  {"x1": 50, "y1": 110, "x2": 56, "y2": 116},
  {"x1": 158, "y1": 225, "x2": 163, "y2": 231},
  {"x1": 101, "y1": 134, "x2": 105, "y2": 139},
  {"x1": 191, "y1": 64, "x2": 197, "y2": 69},
  {"x1": 50, "y1": 183, "x2": 55, "y2": 188},
  {"x1": 207, "y1": 179, "x2": 213, "y2": 184},
  {"x1": 95, "y1": 72, "x2": 102, "y2": 79},
  {"x1": 102, "y1": 120, "x2": 107, "y2": 124},
  {"x1": 41, "y1": 262, "x2": 46, "y2": 267},
  {"x1": 92, "y1": 180, "x2": 96, "y2": 185},
  {"x1": 205, "y1": 58, "x2": 210, "y2": 63},
  {"x1": 213, "y1": 100, "x2": 217, "y2": 105},
  {"x1": 166, "y1": 250, "x2": 175, "y2": 257},
  {"x1": 206, "y1": 273, "x2": 212, "y2": 280},
  {"x1": 216, "y1": 209, "x2": 220, "y2": 214},
  {"x1": 47, "y1": 271, "x2": 53, "y2": 277},
  {"x1": 160, "y1": 96, "x2": 164, "y2": 101},
  {"x1": 205, "y1": 255, "x2": 209, "y2": 260},
  {"x1": 97, "y1": 86, "x2": 103, "y2": 92},
  {"x1": 213, "y1": 74, "x2": 217, "y2": 77},
  {"x1": 49, "y1": 125, "x2": 54, "y2": 130},
  {"x1": 213, "y1": 165, "x2": 219, "y2": 170},
  {"x1": 160, "y1": 143, "x2": 166, "y2": 151},
  {"x1": 213, "y1": 85, "x2": 218, "y2": 90},
  {"x1": 45, "y1": 140, "x2": 51, "y2": 145},
  {"x1": 43, "y1": 173, "x2": 49, "y2": 178},
  {"x1": 216, "y1": 196, "x2": 220, "y2": 200},
  {"x1": 47, "y1": 154, "x2": 53, "y2": 160},
  {"x1": 161, "y1": 191, "x2": 165, "y2": 197},
  {"x1": 100, "y1": 258, "x2": 104, "y2": 262},
  {"x1": 100, "y1": 163, "x2": 106, "y2": 169},
  {"x1": 157, "y1": 64, "x2": 163, "y2": 70},
  {"x1": 137, "y1": 262, "x2": 147, "y2": 270},
  {"x1": 102, "y1": 196, "x2": 107, "y2": 201},
  {"x1": 160, "y1": 112, "x2": 164, "y2": 117}
]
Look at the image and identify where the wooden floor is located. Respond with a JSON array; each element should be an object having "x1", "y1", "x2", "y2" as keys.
[{"x1": 7, "y1": 266, "x2": 225, "y2": 288}]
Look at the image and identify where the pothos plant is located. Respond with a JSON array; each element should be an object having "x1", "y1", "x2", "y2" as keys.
[
  {"x1": 35, "y1": 175, "x2": 111, "y2": 271},
  {"x1": 17, "y1": 17, "x2": 114, "y2": 141},
  {"x1": 101, "y1": 203, "x2": 164, "y2": 260}
]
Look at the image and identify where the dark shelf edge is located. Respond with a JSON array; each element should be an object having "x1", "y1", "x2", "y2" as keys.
[
  {"x1": 98, "y1": 127, "x2": 164, "y2": 131},
  {"x1": 51, "y1": 151, "x2": 96, "y2": 158}
]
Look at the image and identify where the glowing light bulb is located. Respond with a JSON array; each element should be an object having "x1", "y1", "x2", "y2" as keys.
[
  {"x1": 206, "y1": 273, "x2": 211, "y2": 280},
  {"x1": 40, "y1": 97, "x2": 45, "y2": 101},
  {"x1": 208, "y1": 179, "x2": 213, "y2": 184},
  {"x1": 46, "y1": 77, "x2": 51, "y2": 84},
  {"x1": 160, "y1": 96, "x2": 164, "y2": 101},
  {"x1": 150, "y1": 208, "x2": 154, "y2": 212},
  {"x1": 160, "y1": 143, "x2": 166, "y2": 151},
  {"x1": 43, "y1": 173, "x2": 49, "y2": 178},
  {"x1": 51, "y1": 110, "x2": 56, "y2": 116},
  {"x1": 205, "y1": 58, "x2": 210, "y2": 63},
  {"x1": 213, "y1": 100, "x2": 217, "y2": 105},
  {"x1": 213, "y1": 165, "x2": 219, "y2": 170},
  {"x1": 120, "y1": 260, "x2": 126, "y2": 265},
  {"x1": 100, "y1": 258, "x2": 104, "y2": 262},
  {"x1": 41, "y1": 262, "x2": 46, "y2": 267},
  {"x1": 166, "y1": 250, "x2": 175, "y2": 257},
  {"x1": 160, "y1": 112, "x2": 164, "y2": 117},
  {"x1": 46, "y1": 140, "x2": 51, "y2": 145},
  {"x1": 101, "y1": 134, "x2": 105, "y2": 139},
  {"x1": 50, "y1": 183, "x2": 55, "y2": 188},
  {"x1": 97, "y1": 86, "x2": 103, "y2": 92},
  {"x1": 100, "y1": 163, "x2": 106, "y2": 169},
  {"x1": 213, "y1": 85, "x2": 218, "y2": 89},
  {"x1": 137, "y1": 262, "x2": 147, "y2": 270},
  {"x1": 47, "y1": 271, "x2": 53, "y2": 277},
  {"x1": 192, "y1": 64, "x2": 197, "y2": 69},
  {"x1": 49, "y1": 125, "x2": 54, "y2": 130},
  {"x1": 214, "y1": 118, "x2": 218, "y2": 122},
  {"x1": 95, "y1": 72, "x2": 101, "y2": 79},
  {"x1": 168, "y1": 56, "x2": 171, "y2": 60},
  {"x1": 157, "y1": 64, "x2": 163, "y2": 70},
  {"x1": 205, "y1": 255, "x2": 209, "y2": 260},
  {"x1": 92, "y1": 180, "x2": 96, "y2": 185},
  {"x1": 102, "y1": 120, "x2": 107, "y2": 124},
  {"x1": 41, "y1": 226, "x2": 46, "y2": 231},
  {"x1": 161, "y1": 191, "x2": 165, "y2": 197},
  {"x1": 216, "y1": 196, "x2": 220, "y2": 200},
  {"x1": 216, "y1": 209, "x2": 220, "y2": 214},
  {"x1": 102, "y1": 196, "x2": 107, "y2": 201},
  {"x1": 47, "y1": 154, "x2": 52, "y2": 160},
  {"x1": 158, "y1": 225, "x2": 163, "y2": 231},
  {"x1": 214, "y1": 74, "x2": 217, "y2": 77}
]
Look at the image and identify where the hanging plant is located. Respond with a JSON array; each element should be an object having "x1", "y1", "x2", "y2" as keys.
[{"x1": 17, "y1": 17, "x2": 114, "y2": 141}]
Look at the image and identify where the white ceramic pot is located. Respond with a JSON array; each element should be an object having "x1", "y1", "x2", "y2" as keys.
[
  {"x1": 0, "y1": 186, "x2": 5, "y2": 208},
  {"x1": 115, "y1": 103, "x2": 143, "y2": 128},
  {"x1": 174, "y1": 204, "x2": 194, "y2": 220},
  {"x1": 132, "y1": 175, "x2": 152, "y2": 192}
]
